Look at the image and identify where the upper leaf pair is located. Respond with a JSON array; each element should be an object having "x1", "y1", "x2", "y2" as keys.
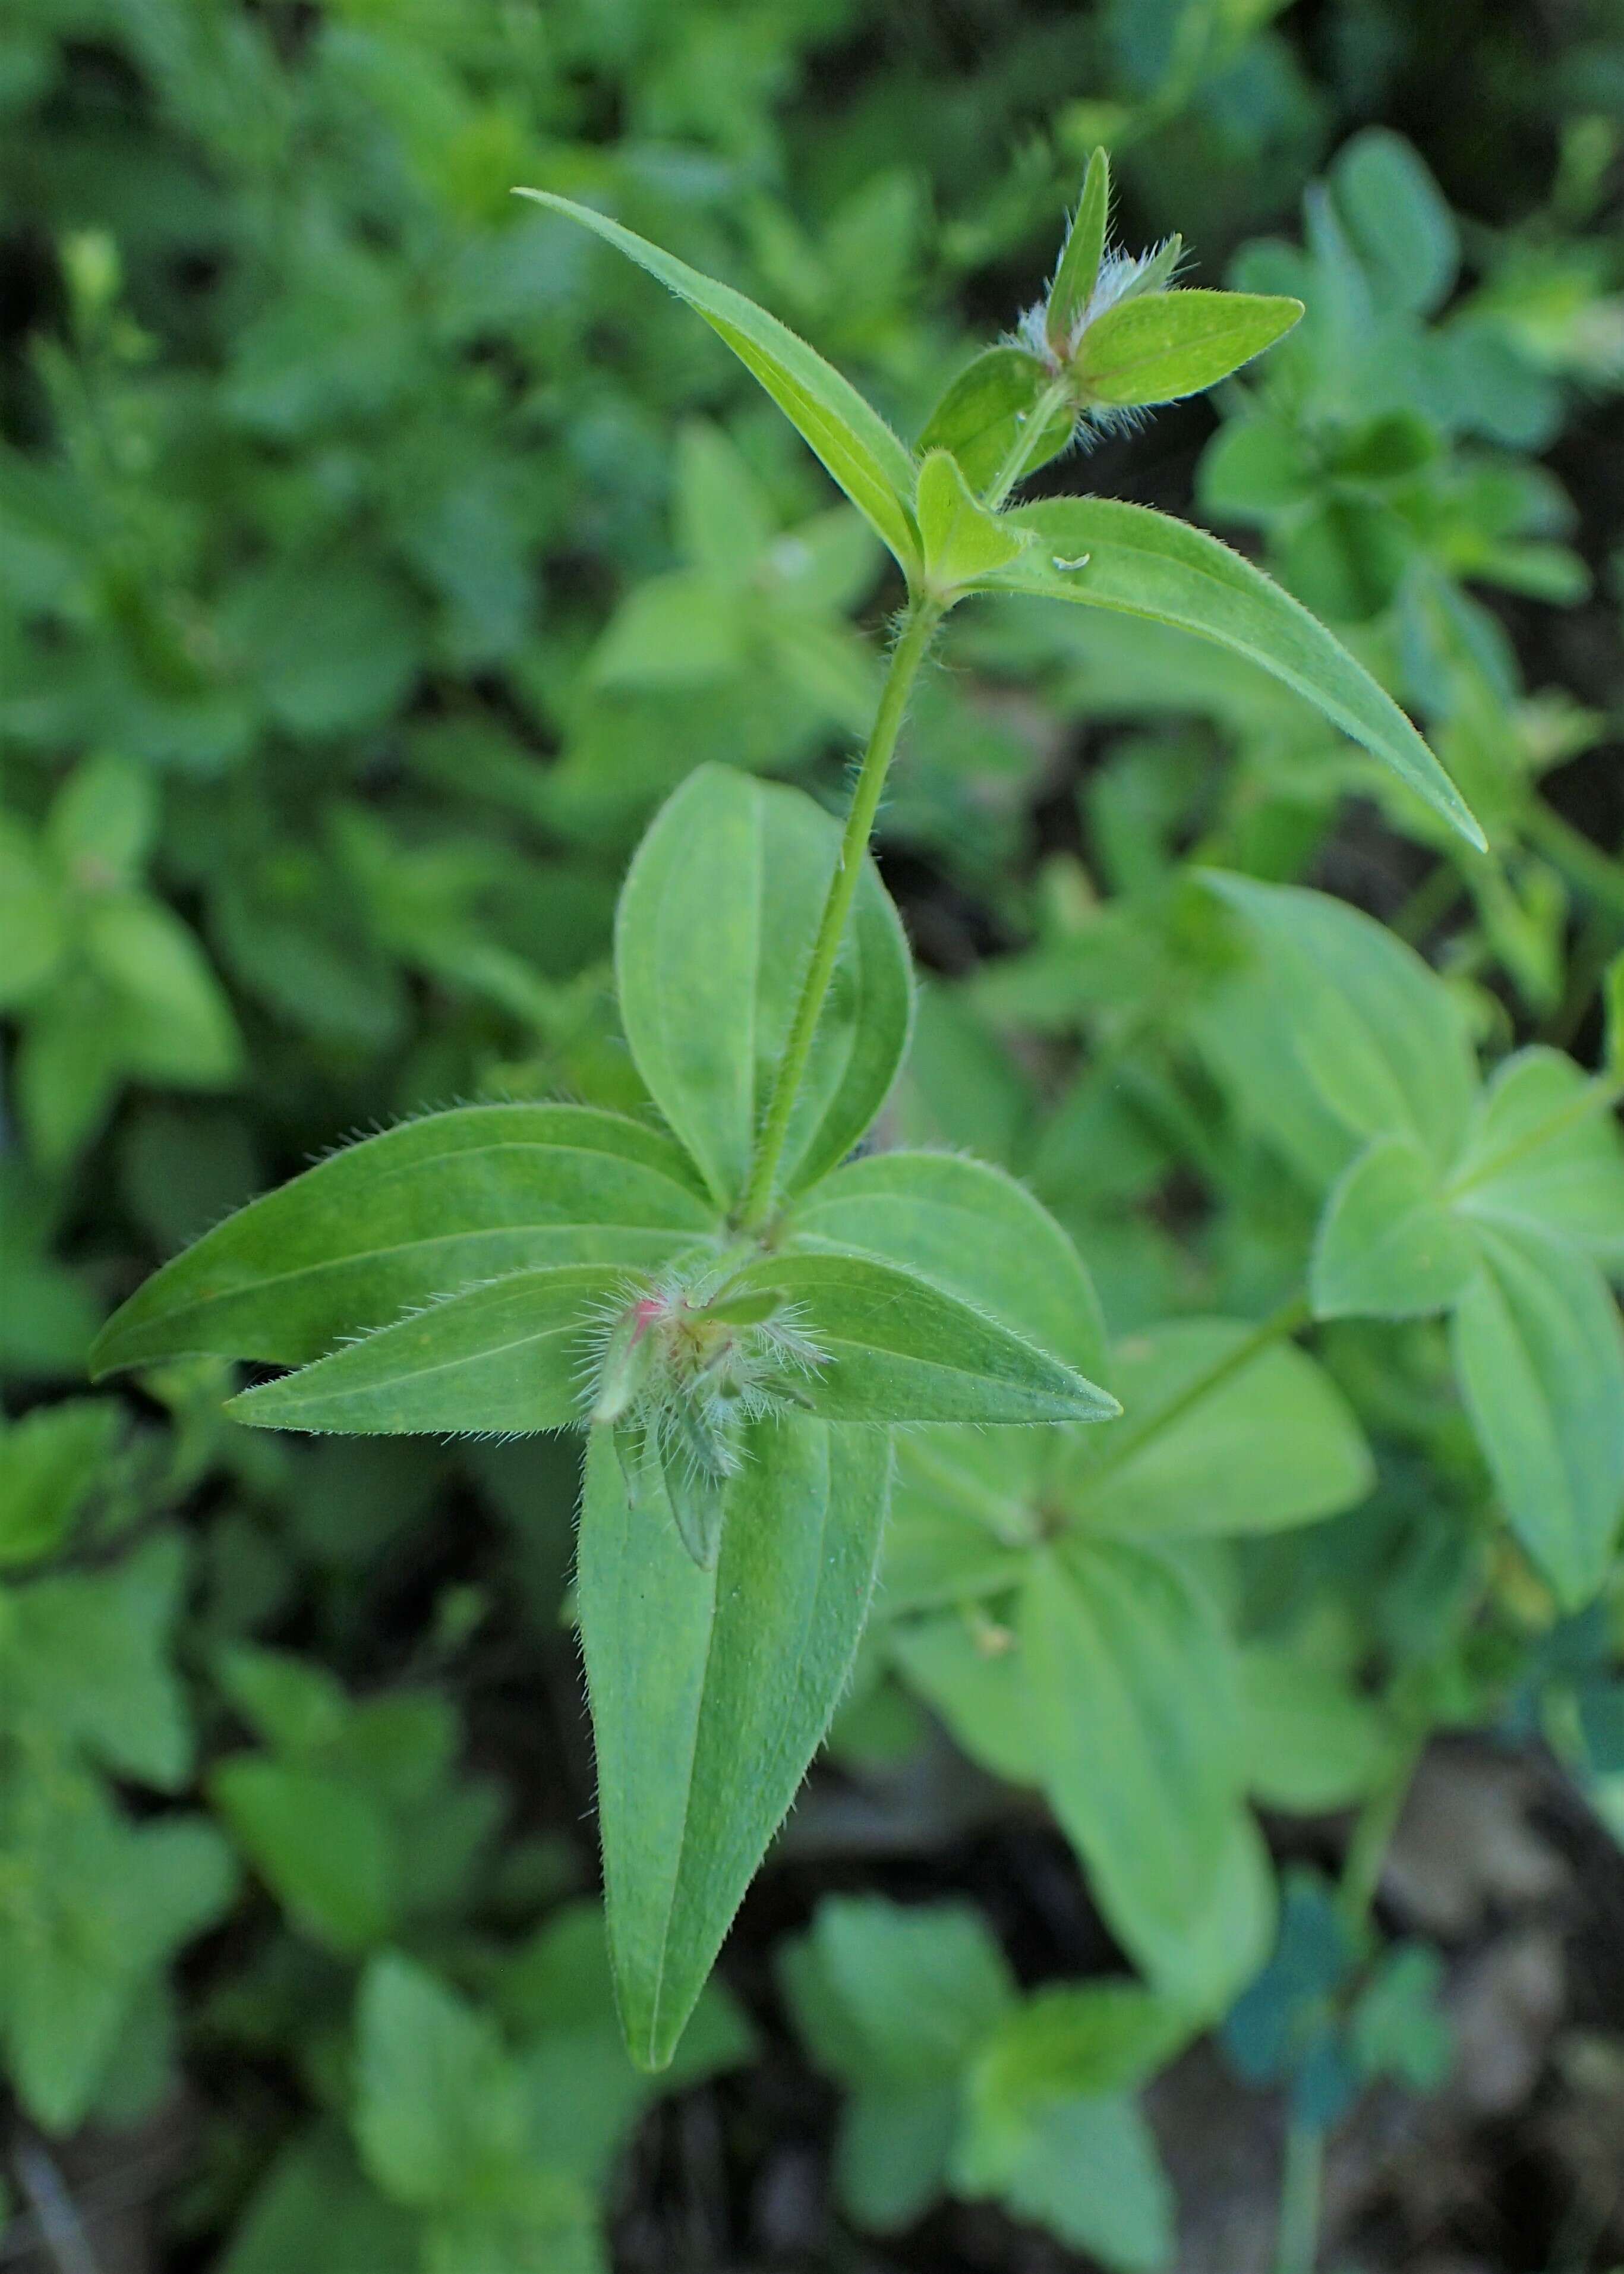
[{"x1": 521, "y1": 185, "x2": 1484, "y2": 848}]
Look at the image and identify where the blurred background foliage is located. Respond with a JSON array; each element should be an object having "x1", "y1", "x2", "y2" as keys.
[{"x1": 9, "y1": 1, "x2": 1624, "y2": 2268}]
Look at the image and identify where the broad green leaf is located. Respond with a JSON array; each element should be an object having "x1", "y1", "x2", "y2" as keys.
[
  {"x1": 0, "y1": 1787, "x2": 235, "y2": 2134},
  {"x1": 84, "y1": 893, "x2": 243, "y2": 1084},
  {"x1": 212, "y1": 1760, "x2": 396, "y2": 1952},
  {"x1": 0, "y1": 1399, "x2": 117, "y2": 1567},
  {"x1": 1021, "y1": 1539, "x2": 1241, "y2": 1974},
  {"x1": 589, "y1": 569, "x2": 745, "y2": 689},
  {"x1": 729, "y1": 1251, "x2": 1117, "y2": 1424},
  {"x1": 967, "y1": 1983, "x2": 1181, "y2": 2134},
  {"x1": 224, "y1": 1264, "x2": 626, "y2": 1436},
  {"x1": 217, "y1": 1643, "x2": 351, "y2": 1758},
  {"x1": 1311, "y1": 1133, "x2": 1482, "y2": 1318},
  {"x1": 354, "y1": 1954, "x2": 524, "y2": 2208},
  {"x1": 48, "y1": 751, "x2": 156, "y2": 889},
  {"x1": 0, "y1": 814, "x2": 65, "y2": 1007},
  {"x1": 516, "y1": 191, "x2": 920, "y2": 572},
  {"x1": 220, "y1": 2128, "x2": 418, "y2": 2274},
  {"x1": 580, "y1": 1415, "x2": 889, "y2": 2070},
  {"x1": 1076, "y1": 289, "x2": 1303, "y2": 407},
  {"x1": 1451, "y1": 1223, "x2": 1624, "y2": 1607},
  {"x1": 916, "y1": 449, "x2": 1030, "y2": 590},
  {"x1": 1449, "y1": 1047, "x2": 1624, "y2": 1262},
  {"x1": 783, "y1": 1895, "x2": 1014, "y2": 2087},
  {"x1": 1241, "y1": 1636, "x2": 1394, "y2": 1812},
  {"x1": 979, "y1": 500, "x2": 1484, "y2": 845},
  {"x1": 953, "y1": 2087, "x2": 1174, "y2": 2273},
  {"x1": 787, "y1": 1149, "x2": 1106, "y2": 1377},
  {"x1": 4, "y1": 1535, "x2": 192, "y2": 1787},
  {"x1": 1048, "y1": 146, "x2": 1111, "y2": 348},
  {"x1": 90, "y1": 1105, "x2": 710, "y2": 1376},
  {"x1": 884, "y1": 1430, "x2": 1043, "y2": 1612},
  {"x1": 1202, "y1": 873, "x2": 1479, "y2": 1168},
  {"x1": 916, "y1": 345, "x2": 1074, "y2": 493},
  {"x1": 1332, "y1": 128, "x2": 1459, "y2": 316},
  {"x1": 1066, "y1": 1319, "x2": 1373, "y2": 1537},
  {"x1": 887, "y1": 1608, "x2": 1045, "y2": 1788},
  {"x1": 834, "y1": 2083, "x2": 959, "y2": 2232},
  {"x1": 422, "y1": 2183, "x2": 604, "y2": 2274},
  {"x1": 613, "y1": 766, "x2": 912, "y2": 1209}
]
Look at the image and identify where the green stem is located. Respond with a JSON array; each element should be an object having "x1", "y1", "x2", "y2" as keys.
[
  {"x1": 1524, "y1": 797, "x2": 1624, "y2": 925},
  {"x1": 1338, "y1": 1734, "x2": 1423, "y2": 1930},
  {"x1": 1080, "y1": 1291, "x2": 1311, "y2": 1495},
  {"x1": 983, "y1": 374, "x2": 1073, "y2": 512},
  {"x1": 739, "y1": 599, "x2": 944, "y2": 1231},
  {"x1": 1272, "y1": 2116, "x2": 1324, "y2": 2274}
]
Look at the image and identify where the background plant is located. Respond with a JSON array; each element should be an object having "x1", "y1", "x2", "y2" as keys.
[{"x1": 8, "y1": 5, "x2": 1624, "y2": 2272}]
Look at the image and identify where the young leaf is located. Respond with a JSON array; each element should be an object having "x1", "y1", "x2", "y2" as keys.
[
  {"x1": 1449, "y1": 1047, "x2": 1624, "y2": 1262},
  {"x1": 1076, "y1": 289, "x2": 1303, "y2": 408},
  {"x1": 729, "y1": 1251, "x2": 1118, "y2": 1424},
  {"x1": 1201, "y1": 873, "x2": 1479, "y2": 1169},
  {"x1": 516, "y1": 191, "x2": 920, "y2": 573},
  {"x1": 0, "y1": 1399, "x2": 118, "y2": 1567},
  {"x1": 212, "y1": 1760, "x2": 397, "y2": 1953},
  {"x1": 953, "y1": 2086, "x2": 1174, "y2": 2274},
  {"x1": 225, "y1": 1264, "x2": 627, "y2": 1436},
  {"x1": 917, "y1": 347, "x2": 1074, "y2": 493},
  {"x1": 579, "y1": 1416, "x2": 890, "y2": 2070},
  {"x1": 1067, "y1": 1319, "x2": 1373, "y2": 1537},
  {"x1": 786, "y1": 1149, "x2": 1107, "y2": 1378},
  {"x1": 354, "y1": 1954, "x2": 524, "y2": 2209},
  {"x1": 977, "y1": 499, "x2": 1484, "y2": 846},
  {"x1": 915, "y1": 450, "x2": 1031, "y2": 591},
  {"x1": 1311, "y1": 1133, "x2": 1482, "y2": 1318},
  {"x1": 614, "y1": 766, "x2": 912, "y2": 1209},
  {"x1": 90, "y1": 1105, "x2": 711, "y2": 1377},
  {"x1": 1047, "y1": 146, "x2": 1111, "y2": 349},
  {"x1": 1450, "y1": 1222, "x2": 1624, "y2": 1608},
  {"x1": 784, "y1": 1896, "x2": 1014, "y2": 2086}
]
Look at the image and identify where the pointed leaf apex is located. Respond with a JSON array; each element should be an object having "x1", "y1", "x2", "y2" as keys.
[{"x1": 1049, "y1": 146, "x2": 1112, "y2": 349}]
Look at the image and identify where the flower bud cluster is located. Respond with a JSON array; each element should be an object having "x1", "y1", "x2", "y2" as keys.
[{"x1": 584, "y1": 1262, "x2": 827, "y2": 1567}]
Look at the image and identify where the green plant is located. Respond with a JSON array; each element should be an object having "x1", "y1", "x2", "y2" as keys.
[{"x1": 89, "y1": 152, "x2": 1496, "y2": 2085}]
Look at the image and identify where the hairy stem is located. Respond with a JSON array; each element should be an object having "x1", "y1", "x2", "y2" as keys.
[
  {"x1": 1272, "y1": 2116, "x2": 1324, "y2": 2274},
  {"x1": 739, "y1": 599, "x2": 944, "y2": 1230},
  {"x1": 983, "y1": 374, "x2": 1074, "y2": 511},
  {"x1": 1079, "y1": 1290, "x2": 1312, "y2": 1494}
]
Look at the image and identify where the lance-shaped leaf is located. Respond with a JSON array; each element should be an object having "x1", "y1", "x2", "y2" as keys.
[
  {"x1": 1061, "y1": 1318, "x2": 1374, "y2": 1538},
  {"x1": 1047, "y1": 146, "x2": 1111, "y2": 349},
  {"x1": 1076, "y1": 289, "x2": 1302, "y2": 407},
  {"x1": 787, "y1": 1149, "x2": 1107, "y2": 1378},
  {"x1": 916, "y1": 450, "x2": 1031, "y2": 591},
  {"x1": 727, "y1": 1251, "x2": 1117, "y2": 1425},
  {"x1": 917, "y1": 347, "x2": 1074, "y2": 494},
  {"x1": 1451, "y1": 1221, "x2": 1624, "y2": 1608},
  {"x1": 1202, "y1": 872, "x2": 1479, "y2": 1169},
  {"x1": 1312, "y1": 1133, "x2": 1482, "y2": 1319},
  {"x1": 579, "y1": 1415, "x2": 890, "y2": 2070},
  {"x1": 517, "y1": 191, "x2": 920, "y2": 574},
  {"x1": 614, "y1": 766, "x2": 912, "y2": 1210},
  {"x1": 90, "y1": 1106, "x2": 712, "y2": 1376},
  {"x1": 976, "y1": 499, "x2": 1484, "y2": 846},
  {"x1": 224, "y1": 1264, "x2": 627, "y2": 1436},
  {"x1": 1020, "y1": 1539, "x2": 1264, "y2": 2010}
]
